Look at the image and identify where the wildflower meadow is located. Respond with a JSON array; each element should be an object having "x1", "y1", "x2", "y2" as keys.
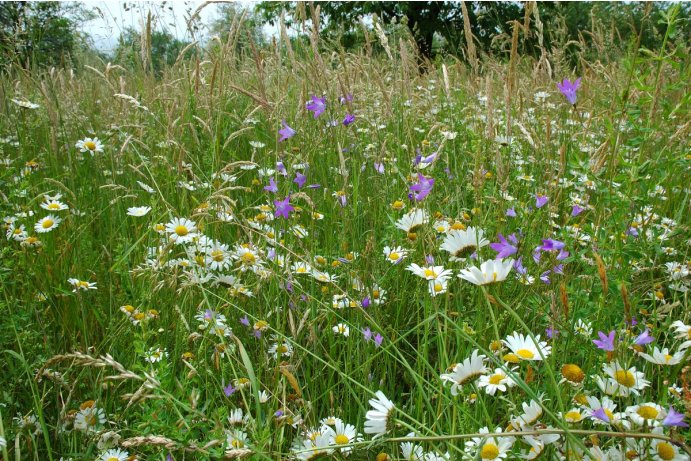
[{"x1": 0, "y1": 2, "x2": 689, "y2": 460}]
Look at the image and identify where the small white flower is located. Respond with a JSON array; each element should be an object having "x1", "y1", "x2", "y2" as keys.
[{"x1": 127, "y1": 206, "x2": 152, "y2": 217}]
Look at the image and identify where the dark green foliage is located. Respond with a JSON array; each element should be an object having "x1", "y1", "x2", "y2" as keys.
[{"x1": 0, "y1": 2, "x2": 85, "y2": 69}]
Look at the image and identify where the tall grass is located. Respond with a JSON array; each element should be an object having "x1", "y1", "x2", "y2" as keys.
[{"x1": 0, "y1": 4, "x2": 689, "y2": 460}]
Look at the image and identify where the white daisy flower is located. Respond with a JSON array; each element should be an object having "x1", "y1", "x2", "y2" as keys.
[
  {"x1": 127, "y1": 206, "x2": 152, "y2": 217},
  {"x1": 68, "y1": 278, "x2": 97, "y2": 292},
  {"x1": 407, "y1": 263, "x2": 452, "y2": 281},
  {"x1": 440, "y1": 226, "x2": 489, "y2": 261},
  {"x1": 75, "y1": 137, "x2": 104, "y2": 155},
  {"x1": 97, "y1": 448, "x2": 129, "y2": 461},
  {"x1": 458, "y1": 258, "x2": 514, "y2": 285},
  {"x1": 74, "y1": 406, "x2": 106, "y2": 432},
  {"x1": 144, "y1": 347, "x2": 168, "y2": 363},
  {"x1": 440, "y1": 349, "x2": 487, "y2": 396},
  {"x1": 637, "y1": 346, "x2": 686, "y2": 365},
  {"x1": 35, "y1": 215, "x2": 61, "y2": 233},
  {"x1": 165, "y1": 217, "x2": 197, "y2": 244},
  {"x1": 625, "y1": 402, "x2": 666, "y2": 427},
  {"x1": 477, "y1": 367, "x2": 517, "y2": 395},
  {"x1": 364, "y1": 391, "x2": 395, "y2": 436},
  {"x1": 395, "y1": 209, "x2": 429, "y2": 234},
  {"x1": 323, "y1": 419, "x2": 362, "y2": 453},
  {"x1": 332, "y1": 323, "x2": 349, "y2": 337},
  {"x1": 598, "y1": 361, "x2": 650, "y2": 397},
  {"x1": 383, "y1": 245, "x2": 409, "y2": 264},
  {"x1": 40, "y1": 200, "x2": 69, "y2": 211},
  {"x1": 502, "y1": 332, "x2": 551, "y2": 361}
]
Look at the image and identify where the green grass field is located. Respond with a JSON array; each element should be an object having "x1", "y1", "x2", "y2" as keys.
[{"x1": 0, "y1": 5, "x2": 689, "y2": 461}]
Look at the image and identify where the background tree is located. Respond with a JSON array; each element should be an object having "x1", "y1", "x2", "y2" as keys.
[
  {"x1": 0, "y1": 2, "x2": 88, "y2": 69},
  {"x1": 113, "y1": 27, "x2": 192, "y2": 76}
]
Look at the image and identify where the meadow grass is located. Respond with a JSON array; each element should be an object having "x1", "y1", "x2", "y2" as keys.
[{"x1": 0, "y1": 7, "x2": 689, "y2": 461}]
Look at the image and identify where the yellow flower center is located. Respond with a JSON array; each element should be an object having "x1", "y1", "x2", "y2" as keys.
[
  {"x1": 372, "y1": 290, "x2": 380, "y2": 298},
  {"x1": 561, "y1": 364, "x2": 585, "y2": 383},
  {"x1": 211, "y1": 250, "x2": 224, "y2": 262},
  {"x1": 492, "y1": 271, "x2": 498, "y2": 282},
  {"x1": 656, "y1": 442, "x2": 675, "y2": 460},
  {"x1": 241, "y1": 252, "x2": 256, "y2": 264},
  {"x1": 423, "y1": 269, "x2": 435, "y2": 278},
  {"x1": 334, "y1": 434, "x2": 350, "y2": 445},
  {"x1": 664, "y1": 354, "x2": 673, "y2": 362},
  {"x1": 480, "y1": 443, "x2": 500, "y2": 459},
  {"x1": 389, "y1": 252, "x2": 400, "y2": 261},
  {"x1": 48, "y1": 203, "x2": 61, "y2": 209},
  {"x1": 84, "y1": 141, "x2": 96, "y2": 150},
  {"x1": 174, "y1": 225, "x2": 189, "y2": 236},
  {"x1": 277, "y1": 345, "x2": 288, "y2": 354},
  {"x1": 133, "y1": 312, "x2": 145, "y2": 321},
  {"x1": 254, "y1": 320, "x2": 268, "y2": 330},
  {"x1": 488, "y1": 373, "x2": 504, "y2": 385},
  {"x1": 296, "y1": 267, "x2": 307, "y2": 273},
  {"x1": 434, "y1": 283, "x2": 444, "y2": 293},
  {"x1": 231, "y1": 439, "x2": 244, "y2": 448},
  {"x1": 407, "y1": 232, "x2": 417, "y2": 241},
  {"x1": 77, "y1": 281, "x2": 90, "y2": 288},
  {"x1": 87, "y1": 414, "x2": 98, "y2": 426},
  {"x1": 107, "y1": 457, "x2": 119, "y2": 461},
  {"x1": 516, "y1": 349, "x2": 535, "y2": 359},
  {"x1": 42, "y1": 219, "x2": 54, "y2": 229},
  {"x1": 604, "y1": 409, "x2": 614, "y2": 421},
  {"x1": 392, "y1": 200, "x2": 404, "y2": 210},
  {"x1": 565, "y1": 410, "x2": 582, "y2": 421},
  {"x1": 637, "y1": 405, "x2": 658, "y2": 420},
  {"x1": 503, "y1": 353, "x2": 520, "y2": 364},
  {"x1": 614, "y1": 370, "x2": 635, "y2": 387}
]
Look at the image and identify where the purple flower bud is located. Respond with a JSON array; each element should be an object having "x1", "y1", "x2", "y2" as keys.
[
  {"x1": 343, "y1": 114, "x2": 355, "y2": 126},
  {"x1": 373, "y1": 162, "x2": 385, "y2": 174},
  {"x1": 506, "y1": 207, "x2": 517, "y2": 217},
  {"x1": 264, "y1": 177, "x2": 278, "y2": 193},
  {"x1": 362, "y1": 296, "x2": 371, "y2": 308},
  {"x1": 374, "y1": 333, "x2": 384, "y2": 347},
  {"x1": 571, "y1": 205, "x2": 584, "y2": 216}
]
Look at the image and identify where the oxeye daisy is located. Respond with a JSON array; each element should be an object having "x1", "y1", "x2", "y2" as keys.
[
  {"x1": 165, "y1": 217, "x2": 197, "y2": 244},
  {"x1": 332, "y1": 323, "x2": 350, "y2": 337},
  {"x1": 97, "y1": 448, "x2": 129, "y2": 461},
  {"x1": 68, "y1": 278, "x2": 97, "y2": 292},
  {"x1": 509, "y1": 400, "x2": 544, "y2": 430},
  {"x1": 40, "y1": 200, "x2": 68, "y2": 211},
  {"x1": 477, "y1": 367, "x2": 517, "y2": 395},
  {"x1": 268, "y1": 338, "x2": 293, "y2": 359},
  {"x1": 395, "y1": 209, "x2": 429, "y2": 234},
  {"x1": 625, "y1": 402, "x2": 666, "y2": 427},
  {"x1": 406, "y1": 263, "x2": 452, "y2": 281},
  {"x1": 428, "y1": 277, "x2": 451, "y2": 297},
  {"x1": 75, "y1": 137, "x2": 104, "y2": 155},
  {"x1": 127, "y1": 206, "x2": 151, "y2": 217},
  {"x1": 400, "y1": 435, "x2": 425, "y2": 461},
  {"x1": 458, "y1": 258, "x2": 514, "y2": 285},
  {"x1": 432, "y1": 219, "x2": 450, "y2": 233},
  {"x1": 35, "y1": 215, "x2": 61, "y2": 233},
  {"x1": 502, "y1": 332, "x2": 551, "y2": 361},
  {"x1": 637, "y1": 346, "x2": 686, "y2": 365},
  {"x1": 466, "y1": 427, "x2": 514, "y2": 460},
  {"x1": 600, "y1": 361, "x2": 649, "y2": 397},
  {"x1": 440, "y1": 349, "x2": 487, "y2": 395},
  {"x1": 6, "y1": 223, "x2": 27, "y2": 241},
  {"x1": 560, "y1": 363, "x2": 585, "y2": 385},
  {"x1": 383, "y1": 246, "x2": 409, "y2": 264},
  {"x1": 207, "y1": 242, "x2": 231, "y2": 271},
  {"x1": 561, "y1": 408, "x2": 586, "y2": 423},
  {"x1": 226, "y1": 429, "x2": 249, "y2": 450},
  {"x1": 364, "y1": 391, "x2": 395, "y2": 436},
  {"x1": 74, "y1": 406, "x2": 106, "y2": 432},
  {"x1": 440, "y1": 226, "x2": 489, "y2": 261},
  {"x1": 292, "y1": 261, "x2": 313, "y2": 275},
  {"x1": 324, "y1": 419, "x2": 362, "y2": 453},
  {"x1": 650, "y1": 428, "x2": 686, "y2": 461},
  {"x1": 585, "y1": 395, "x2": 626, "y2": 426},
  {"x1": 144, "y1": 347, "x2": 168, "y2": 363}
]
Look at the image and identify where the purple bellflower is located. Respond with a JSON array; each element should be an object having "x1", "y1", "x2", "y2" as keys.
[
  {"x1": 274, "y1": 196, "x2": 294, "y2": 219},
  {"x1": 557, "y1": 77, "x2": 581, "y2": 105},
  {"x1": 490, "y1": 233, "x2": 518, "y2": 259},
  {"x1": 293, "y1": 172, "x2": 306, "y2": 188},
  {"x1": 264, "y1": 177, "x2": 278, "y2": 193},
  {"x1": 409, "y1": 173, "x2": 434, "y2": 201},
  {"x1": 593, "y1": 330, "x2": 616, "y2": 351},
  {"x1": 306, "y1": 95, "x2": 326, "y2": 118},
  {"x1": 279, "y1": 120, "x2": 296, "y2": 142}
]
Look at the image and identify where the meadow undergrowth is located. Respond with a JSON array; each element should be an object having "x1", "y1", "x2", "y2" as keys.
[{"x1": 0, "y1": 5, "x2": 689, "y2": 461}]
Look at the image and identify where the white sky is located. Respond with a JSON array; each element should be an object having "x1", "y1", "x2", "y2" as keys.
[{"x1": 79, "y1": 1, "x2": 274, "y2": 54}]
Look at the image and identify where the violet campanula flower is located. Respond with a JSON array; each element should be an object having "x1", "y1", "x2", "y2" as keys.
[
  {"x1": 506, "y1": 207, "x2": 517, "y2": 218},
  {"x1": 374, "y1": 333, "x2": 383, "y2": 347},
  {"x1": 592, "y1": 407, "x2": 610, "y2": 423},
  {"x1": 546, "y1": 327, "x2": 559, "y2": 339},
  {"x1": 362, "y1": 327, "x2": 373, "y2": 341},
  {"x1": 278, "y1": 120, "x2": 295, "y2": 142},
  {"x1": 293, "y1": 172, "x2": 306, "y2": 188},
  {"x1": 490, "y1": 233, "x2": 518, "y2": 259},
  {"x1": 663, "y1": 407, "x2": 689, "y2": 427},
  {"x1": 223, "y1": 383, "x2": 236, "y2": 397},
  {"x1": 274, "y1": 196, "x2": 294, "y2": 219},
  {"x1": 538, "y1": 239, "x2": 566, "y2": 252},
  {"x1": 362, "y1": 296, "x2": 371, "y2": 308},
  {"x1": 557, "y1": 77, "x2": 581, "y2": 105},
  {"x1": 306, "y1": 95, "x2": 326, "y2": 118},
  {"x1": 633, "y1": 329, "x2": 654, "y2": 346},
  {"x1": 593, "y1": 330, "x2": 616, "y2": 351},
  {"x1": 540, "y1": 270, "x2": 551, "y2": 284},
  {"x1": 571, "y1": 205, "x2": 584, "y2": 216},
  {"x1": 409, "y1": 173, "x2": 434, "y2": 201},
  {"x1": 535, "y1": 194, "x2": 549, "y2": 208},
  {"x1": 264, "y1": 177, "x2": 278, "y2": 193},
  {"x1": 240, "y1": 316, "x2": 250, "y2": 327},
  {"x1": 373, "y1": 162, "x2": 385, "y2": 174},
  {"x1": 343, "y1": 114, "x2": 355, "y2": 126},
  {"x1": 276, "y1": 161, "x2": 287, "y2": 176}
]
